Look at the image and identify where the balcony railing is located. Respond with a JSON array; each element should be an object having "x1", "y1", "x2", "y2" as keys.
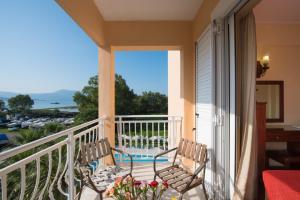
[
  {"x1": 0, "y1": 118, "x2": 104, "y2": 200},
  {"x1": 0, "y1": 115, "x2": 182, "y2": 200},
  {"x1": 115, "y1": 115, "x2": 182, "y2": 160}
]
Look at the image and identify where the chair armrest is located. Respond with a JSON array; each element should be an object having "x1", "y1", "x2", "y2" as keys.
[
  {"x1": 155, "y1": 148, "x2": 178, "y2": 159},
  {"x1": 154, "y1": 147, "x2": 178, "y2": 173},
  {"x1": 194, "y1": 159, "x2": 209, "y2": 176},
  {"x1": 185, "y1": 159, "x2": 209, "y2": 189},
  {"x1": 111, "y1": 147, "x2": 133, "y2": 175}
]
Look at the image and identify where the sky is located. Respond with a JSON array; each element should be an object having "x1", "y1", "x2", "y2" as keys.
[
  {"x1": 115, "y1": 51, "x2": 167, "y2": 95},
  {"x1": 0, "y1": 0, "x2": 167, "y2": 95}
]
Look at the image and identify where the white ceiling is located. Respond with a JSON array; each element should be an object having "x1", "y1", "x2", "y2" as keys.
[
  {"x1": 254, "y1": 0, "x2": 300, "y2": 23},
  {"x1": 94, "y1": 0, "x2": 204, "y2": 21}
]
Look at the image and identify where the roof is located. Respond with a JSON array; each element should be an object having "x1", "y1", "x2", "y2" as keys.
[{"x1": 94, "y1": 0, "x2": 204, "y2": 21}]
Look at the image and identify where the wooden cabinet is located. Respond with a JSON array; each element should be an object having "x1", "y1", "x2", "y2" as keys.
[
  {"x1": 266, "y1": 127, "x2": 300, "y2": 169},
  {"x1": 256, "y1": 102, "x2": 266, "y2": 200},
  {"x1": 256, "y1": 102, "x2": 267, "y2": 173},
  {"x1": 266, "y1": 128, "x2": 300, "y2": 142}
]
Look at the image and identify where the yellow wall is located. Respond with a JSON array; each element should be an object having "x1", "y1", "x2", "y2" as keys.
[
  {"x1": 98, "y1": 47, "x2": 115, "y2": 146},
  {"x1": 257, "y1": 23, "x2": 300, "y2": 125},
  {"x1": 193, "y1": 0, "x2": 219, "y2": 41},
  {"x1": 105, "y1": 21, "x2": 195, "y2": 140}
]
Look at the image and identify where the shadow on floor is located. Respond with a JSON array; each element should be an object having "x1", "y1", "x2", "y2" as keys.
[{"x1": 80, "y1": 162, "x2": 207, "y2": 200}]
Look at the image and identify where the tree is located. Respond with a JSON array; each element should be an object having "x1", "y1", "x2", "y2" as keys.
[
  {"x1": 74, "y1": 74, "x2": 139, "y2": 122},
  {"x1": 74, "y1": 74, "x2": 168, "y2": 122},
  {"x1": 0, "y1": 99, "x2": 5, "y2": 111},
  {"x1": 115, "y1": 74, "x2": 137, "y2": 115},
  {"x1": 135, "y1": 92, "x2": 168, "y2": 114},
  {"x1": 8, "y1": 95, "x2": 34, "y2": 114},
  {"x1": 73, "y1": 75, "x2": 98, "y2": 123},
  {"x1": 6, "y1": 123, "x2": 66, "y2": 200},
  {"x1": 15, "y1": 123, "x2": 65, "y2": 144}
]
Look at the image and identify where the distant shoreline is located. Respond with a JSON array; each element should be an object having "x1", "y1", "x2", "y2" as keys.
[
  {"x1": 0, "y1": 89, "x2": 78, "y2": 110},
  {"x1": 33, "y1": 105, "x2": 77, "y2": 110},
  {"x1": 32, "y1": 106, "x2": 78, "y2": 113}
]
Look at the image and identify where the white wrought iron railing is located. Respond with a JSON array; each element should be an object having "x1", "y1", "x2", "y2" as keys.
[
  {"x1": 115, "y1": 115, "x2": 182, "y2": 160},
  {"x1": 0, "y1": 115, "x2": 182, "y2": 200},
  {"x1": 0, "y1": 118, "x2": 104, "y2": 200}
]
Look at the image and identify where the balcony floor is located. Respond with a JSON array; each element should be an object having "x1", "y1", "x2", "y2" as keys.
[{"x1": 80, "y1": 162, "x2": 207, "y2": 200}]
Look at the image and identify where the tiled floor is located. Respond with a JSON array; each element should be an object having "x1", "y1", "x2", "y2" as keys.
[{"x1": 80, "y1": 162, "x2": 207, "y2": 200}]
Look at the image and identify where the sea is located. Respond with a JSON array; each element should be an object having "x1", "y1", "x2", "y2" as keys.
[{"x1": 3, "y1": 99, "x2": 78, "y2": 112}]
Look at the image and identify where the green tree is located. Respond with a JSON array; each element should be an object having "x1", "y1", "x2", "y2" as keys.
[
  {"x1": 15, "y1": 123, "x2": 64, "y2": 144},
  {"x1": 73, "y1": 75, "x2": 98, "y2": 123},
  {"x1": 115, "y1": 74, "x2": 137, "y2": 115},
  {"x1": 8, "y1": 95, "x2": 34, "y2": 114},
  {"x1": 135, "y1": 92, "x2": 168, "y2": 114},
  {"x1": 74, "y1": 74, "x2": 168, "y2": 122},
  {"x1": 5, "y1": 123, "x2": 67, "y2": 200},
  {"x1": 0, "y1": 99, "x2": 5, "y2": 111}
]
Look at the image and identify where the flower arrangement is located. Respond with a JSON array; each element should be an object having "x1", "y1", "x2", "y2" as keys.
[{"x1": 105, "y1": 175, "x2": 170, "y2": 200}]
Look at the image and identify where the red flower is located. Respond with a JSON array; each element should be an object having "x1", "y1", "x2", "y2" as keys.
[
  {"x1": 134, "y1": 180, "x2": 142, "y2": 186},
  {"x1": 162, "y1": 181, "x2": 168, "y2": 189},
  {"x1": 149, "y1": 180, "x2": 158, "y2": 188}
]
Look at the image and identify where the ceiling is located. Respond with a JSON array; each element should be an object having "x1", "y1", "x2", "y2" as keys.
[
  {"x1": 254, "y1": 0, "x2": 300, "y2": 23},
  {"x1": 94, "y1": 0, "x2": 204, "y2": 21}
]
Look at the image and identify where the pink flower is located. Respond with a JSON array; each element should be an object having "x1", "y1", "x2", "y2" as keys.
[
  {"x1": 115, "y1": 177, "x2": 122, "y2": 186},
  {"x1": 104, "y1": 187, "x2": 115, "y2": 197},
  {"x1": 123, "y1": 176, "x2": 133, "y2": 184}
]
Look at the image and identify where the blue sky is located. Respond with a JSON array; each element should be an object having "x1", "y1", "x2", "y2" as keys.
[
  {"x1": 115, "y1": 51, "x2": 167, "y2": 95},
  {"x1": 0, "y1": 0, "x2": 167, "y2": 95}
]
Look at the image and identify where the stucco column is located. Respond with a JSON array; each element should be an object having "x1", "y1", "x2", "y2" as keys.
[
  {"x1": 98, "y1": 47, "x2": 115, "y2": 149},
  {"x1": 168, "y1": 50, "x2": 184, "y2": 148}
]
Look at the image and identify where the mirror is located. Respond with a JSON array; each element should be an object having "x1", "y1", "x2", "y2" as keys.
[{"x1": 256, "y1": 81, "x2": 284, "y2": 122}]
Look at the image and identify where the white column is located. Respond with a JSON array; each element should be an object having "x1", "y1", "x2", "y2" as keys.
[{"x1": 168, "y1": 50, "x2": 183, "y2": 149}]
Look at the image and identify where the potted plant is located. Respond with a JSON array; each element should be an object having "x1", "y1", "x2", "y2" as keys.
[{"x1": 105, "y1": 175, "x2": 172, "y2": 200}]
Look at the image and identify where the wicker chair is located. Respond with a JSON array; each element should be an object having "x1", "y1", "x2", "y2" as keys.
[
  {"x1": 76, "y1": 137, "x2": 133, "y2": 200},
  {"x1": 153, "y1": 138, "x2": 208, "y2": 200}
]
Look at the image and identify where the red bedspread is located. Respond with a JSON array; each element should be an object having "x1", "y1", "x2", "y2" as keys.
[{"x1": 263, "y1": 170, "x2": 300, "y2": 200}]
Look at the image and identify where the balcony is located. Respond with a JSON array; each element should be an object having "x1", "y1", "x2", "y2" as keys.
[{"x1": 0, "y1": 115, "x2": 210, "y2": 200}]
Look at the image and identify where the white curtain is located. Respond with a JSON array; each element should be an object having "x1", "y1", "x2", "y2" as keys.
[{"x1": 233, "y1": 11, "x2": 257, "y2": 200}]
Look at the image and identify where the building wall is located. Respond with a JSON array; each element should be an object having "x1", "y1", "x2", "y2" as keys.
[
  {"x1": 104, "y1": 21, "x2": 195, "y2": 140},
  {"x1": 56, "y1": 0, "x2": 221, "y2": 142},
  {"x1": 168, "y1": 50, "x2": 184, "y2": 117},
  {"x1": 168, "y1": 51, "x2": 184, "y2": 147},
  {"x1": 257, "y1": 23, "x2": 300, "y2": 125},
  {"x1": 193, "y1": 0, "x2": 219, "y2": 41}
]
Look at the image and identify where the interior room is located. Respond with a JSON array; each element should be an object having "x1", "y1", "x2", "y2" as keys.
[
  {"x1": 254, "y1": 0, "x2": 300, "y2": 169},
  {"x1": 234, "y1": 0, "x2": 300, "y2": 199}
]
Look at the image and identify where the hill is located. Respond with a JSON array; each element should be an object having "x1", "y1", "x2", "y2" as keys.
[{"x1": 0, "y1": 90, "x2": 78, "y2": 109}]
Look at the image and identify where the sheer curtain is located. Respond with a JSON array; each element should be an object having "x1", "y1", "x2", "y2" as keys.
[{"x1": 233, "y1": 11, "x2": 257, "y2": 200}]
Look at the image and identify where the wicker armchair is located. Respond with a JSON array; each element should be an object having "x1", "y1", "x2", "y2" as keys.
[
  {"x1": 153, "y1": 138, "x2": 208, "y2": 200},
  {"x1": 76, "y1": 137, "x2": 133, "y2": 200}
]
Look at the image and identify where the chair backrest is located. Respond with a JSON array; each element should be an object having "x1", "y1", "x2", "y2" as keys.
[
  {"x1": 79, "y1": 137, "x2": 112, "y2": 165},
  {"x1": 177, "y1": 138, "x2": 207, "y2": 165}
]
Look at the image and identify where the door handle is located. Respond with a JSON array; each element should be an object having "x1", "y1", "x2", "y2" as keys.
[{"x1": 192, "y1": 128, "x2": 196, "y2": 131}]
